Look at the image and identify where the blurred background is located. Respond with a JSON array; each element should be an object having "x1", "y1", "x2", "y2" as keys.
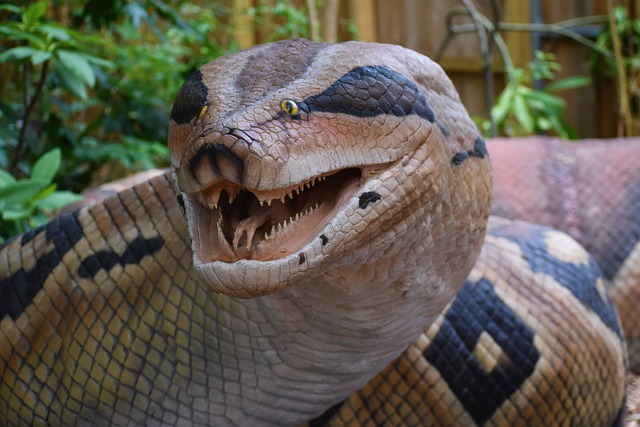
[{"x1": 0, "y1": 0, "x2": 636, "y2": 239}]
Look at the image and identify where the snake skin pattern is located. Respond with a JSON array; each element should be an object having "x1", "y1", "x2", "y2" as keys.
[
  {"x1": 489, "y1": 137, "x2": 640, "y2": 374},
  {"x1": 0, "y1": 39, "x2": 628, "y2": 426}
]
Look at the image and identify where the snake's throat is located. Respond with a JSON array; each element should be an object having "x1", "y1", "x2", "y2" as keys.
[{"x1": 191, "y1": 168, "x2": 362, "y2": 262}]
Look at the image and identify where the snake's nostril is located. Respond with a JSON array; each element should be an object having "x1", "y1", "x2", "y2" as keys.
[
  {"x1": 210, "y1": 144, "x2": 245, "y2": 184},
  {"x1": 185, "y1": 142, "x2": 245, "y2": 188}
]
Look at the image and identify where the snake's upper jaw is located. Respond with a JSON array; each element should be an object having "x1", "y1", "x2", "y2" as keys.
[{"x1": 185, "y1": 167, "x2": 362, "y2": 264}]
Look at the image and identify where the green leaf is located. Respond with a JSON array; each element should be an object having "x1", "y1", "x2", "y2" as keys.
[
  {"x1": 545, "y1": 76, "x2": 590, "y2": 92},
  {"x1": 30, "y1": 50, "x2": 51, "y2": 65},
  {"x1": 2, "y1": 206, "x2": 32, "y2": 221},
  {"x1": 0, "y1": 27, "x2": 45, "y2": 45},
  {"x1": 32, "y1": 183, "x2": 57, "y2": 202},
  {"x1": 0, "y1": 46, "x2": 41, "y2": 62},
  {"x1": 56, "y1": 49, "x2": 96, "y2": 87},
  {"x1": 524, "y1": 90, "x2": 566, "y2": 111},
  {"x1": 0, "y1": 169, "x2": 16, "y2": 187},
  {"x1": 0, "y1": 4, "x2": 21, "y2": 14},
  {"x1": 35, "y1": 191, "x2": 82, "y2": 211},
  {"x1": 29, "y1": 212, "x2": 49, "y2": 228},
  {"x1": 491, "y1": 86, "x2": 516, "y2": 124},
  {"x1": 54, "y1": 60, "x2": 88, "y2": 100},
  {"x1": 23, "y1": 1, "x2": 47, "y2": 28},
  {"x1": 513, "y1": 94, "x2": 535, "y2": 134},
  {"x1": 38, "y1": 23, "x2": 72, "y2": 41},
  {"x1": 536, "y1": 117, "x2": 553, "y2": 131},
  {"x1": 31, "y1": 148, "x2": 61, "y2": 182},
  {"x1": 0, "y1": 179, "x2": 50, "y2": 204}
]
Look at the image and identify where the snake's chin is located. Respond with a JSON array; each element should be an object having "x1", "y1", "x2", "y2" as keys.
[{"x1": 188, "y1": 168, "x2": 362, "y2": 263}]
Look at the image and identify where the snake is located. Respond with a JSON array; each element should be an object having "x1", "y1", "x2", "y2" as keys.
[{"x1": 0, "y1": 39, "x2": 629, "y2": 426}]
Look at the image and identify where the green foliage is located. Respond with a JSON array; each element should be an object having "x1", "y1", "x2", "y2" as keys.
[
  {"x1": 0, "y1": 2, "x2": 111, "y2": 100},
  {"x1": 592, "y1": 5, "x2": 640, "y2": 77},
  {"x1": 476, "y1": 51, "x2": 590, "y2": 139},
  {"x1": 0, "y1": 1, "x2": 238, "y2": 179},
  {"x1": 0, "y1": 148, "x2": 81, "y2": 241},
  {"x1": 0, "y1": 1, "x2": 239, "y2": 241},
  {"x1": 249, "y1": 2, "x2": 311, "y2": 40},
  {"x1": 590, "y1": 5, "x2": 640, "y2": 135}
]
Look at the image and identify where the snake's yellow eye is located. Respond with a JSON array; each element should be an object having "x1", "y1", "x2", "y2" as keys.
[
  {"x1": 280, "y1": 100, "x2": 299, "y2": 116},
  {"x1": 197, "y1": 105, "x2": 208, "y2": 120}
]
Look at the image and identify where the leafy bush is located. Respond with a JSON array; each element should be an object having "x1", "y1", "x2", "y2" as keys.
[
  {"x1": 591, "y1": 5, "x2": 640, "y2": 135},
  {"x1": 0, "y1": 1, "x2": 240, "y2": 239},
  {"x1": 0, "y1": 148, "x2": 81, "y2": 241},
  {"x1": 476, "y1": 51, "x2": 590, "y2": 138}
]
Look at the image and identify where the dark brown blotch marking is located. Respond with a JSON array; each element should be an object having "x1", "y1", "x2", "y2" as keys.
[
  {"x1": 358, "y1": 191, "x2": 381, "y2": 209},
  {"x1": 452, "y1": 138, "x2": 488, "y2": 165},
  {"x1": 170, "y1": 70, "x2": 208, "y2": 125}
]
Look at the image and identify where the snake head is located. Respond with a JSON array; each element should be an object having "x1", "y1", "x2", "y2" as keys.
[{"x1": 168, "y1": 39, "x2": 492, "y2": 298}]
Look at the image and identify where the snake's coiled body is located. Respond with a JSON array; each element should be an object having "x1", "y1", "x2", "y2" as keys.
[
  {"x1": 489, "y1": 137, "x2": 640, "y2": 374},
  {"x1": 0, "y1": 39, "x2": 630, "y2": 426}
]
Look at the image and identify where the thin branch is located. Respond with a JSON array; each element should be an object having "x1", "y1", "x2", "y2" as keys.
[
  {"x1": 607, "y1": 0, "x2": 632, "y2": 136},
  {"x1": 458, "y1": 0, "x2": 497, "y2": 136},
  {"x1": 441, "y1": 17, "x2": 613, "y2": 59},
  {"x1": 10, "y1": 61, "x2": 49, "y2": 175}
]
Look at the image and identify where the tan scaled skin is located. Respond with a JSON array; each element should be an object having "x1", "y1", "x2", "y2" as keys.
[
  {"x1": 168, "y1": 39, "x2": 490, "y2": 299},
  {"x1": 0, "y1": 40, "x2": 627, "y2": 426},
  {"x1": 489, "y1": 136, "x2": 640, "y2": 373},
  {"x1": 0, "y1": 39, "x2": 491, "y2": 425}
]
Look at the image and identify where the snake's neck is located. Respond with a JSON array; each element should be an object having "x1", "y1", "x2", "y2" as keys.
[{"x1": 237, "y1": 258, "x2": 457, "y2": 424}]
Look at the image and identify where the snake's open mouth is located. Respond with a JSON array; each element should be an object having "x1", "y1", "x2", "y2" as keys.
[{"x1": 192, "y1": 168, "x2": 362, "y2": 262}]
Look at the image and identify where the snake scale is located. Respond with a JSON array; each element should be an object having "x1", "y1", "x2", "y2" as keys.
[{"x1": 0, "y1": 39, "x2": 632, "y2": 426}]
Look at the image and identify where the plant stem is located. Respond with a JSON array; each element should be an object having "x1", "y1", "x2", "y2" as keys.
[
  {"x1": 607, "y1": 0, "x2": 633, "y2": 136},
  {"x1": 459, "y1": 0, "x2": 497, "y2": 136},
  {"x1": 10, "y1": 60, "x2": 50, "y2": 175}
]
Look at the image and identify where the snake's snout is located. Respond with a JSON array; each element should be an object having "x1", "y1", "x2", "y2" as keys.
[{"x1": 177, "y1": 134, "x2": 247, "y2": 195}]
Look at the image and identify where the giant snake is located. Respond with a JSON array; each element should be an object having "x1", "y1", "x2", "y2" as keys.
[{"x1": 0, "y1": 39, "x2": 633, "y2": 425}]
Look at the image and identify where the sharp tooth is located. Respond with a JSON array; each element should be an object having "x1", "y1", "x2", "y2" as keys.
[
  {"x1": 260, "y1": 200, "x2": 264, "y2": 207},
  {"x1": 280, "y1": 196, "x2": 285, "y2": 204},
  {"x1": 306, "y1": 183, "x2": 311, "y2": 189},
  {"x1": 283, "y1": 219, "x2": 287, "y2": 227},
  {"x1": 296, "y1": 188, "x2": 301, "y2": 195},
  {"x1": 229, "y1": 196, "x2": 235, "y2": 204},
  {"x1": 264, "y1": 232, "x2": 269, "y2": 241},
  {"x1": 315, "y1": 203, "x2": 319, "y2": 209},
  {"x1": 267, "y1": 200, "x2": 272, "y2": 207},
  {"x1": 217, "y1": 216, "x2": 225, "y2": 240},
  {"x1": 288, "y1": 192, "x2": 293, "y2": 200},
  {"x1": 270, "y1": 225, "x2": 276, "y2": 236},
  {"x1": 209, "y1": 203, "x2": 217, "y2": 210},
  {"x1": 311, "y1": 179, "x2": 315, "y2": 187},
  {"x1": 295, "y1": 213, "x2": 299, "y2": 221}
]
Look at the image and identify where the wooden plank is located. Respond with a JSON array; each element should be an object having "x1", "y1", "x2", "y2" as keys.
[
  {"x1": 503, "y1": 0, "x2": 532, "y2": 67},
  {"x1": 375, "y1": 0, "x2": 405, "y2": 46},
  {"x1": 350, "y1": 0, "x2": 378, "y2": 42},
  {"x1": 232, "y1": 0, "x2": 255, "y2": 49},
  {"x1": 439, "y1": 57, "x2": 505, "y2": 74}
]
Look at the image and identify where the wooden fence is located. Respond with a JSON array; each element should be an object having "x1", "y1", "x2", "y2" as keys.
[{"x1": 232, "y1": 0, "x2": 638, "y2": 138}]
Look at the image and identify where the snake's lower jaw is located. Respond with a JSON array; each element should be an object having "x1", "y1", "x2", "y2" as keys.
[{"x1": 184, "y1": 167, "x2": 363, "y2": 269}]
